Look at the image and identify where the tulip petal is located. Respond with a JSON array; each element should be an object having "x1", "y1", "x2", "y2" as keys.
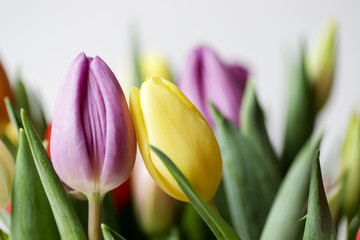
[
  {"x1": 140, "y1": 76, "x2": 222, "y2": 202},
  {"x1": 90, "y1": 56, "x2": 136, "y2": 195},
  {"x1": 179, "y1": 46, "x2": 248, "y2": 128},
  {"x1": 129, "y1": 87, "x2": 176, "y2": 198},
  {"x1": 0, "y1": 141, "x2": 13, "y2": 209},
  {"x1": 51, "y1": 53, "x2": 94, "y2": 195}
]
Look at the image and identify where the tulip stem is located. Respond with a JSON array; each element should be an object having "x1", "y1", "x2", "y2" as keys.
[{"x1": 88, "y1": 193, "x2": 104, "y2": 240}]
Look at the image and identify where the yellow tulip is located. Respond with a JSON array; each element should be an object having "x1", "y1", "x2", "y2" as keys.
[
  {"x1": 0, "y1": 62, "x2": 14, "y2": 135},
  {"x1": 307, "y1": 20, "x2": 337, "y2": 112},
  {"x1": 129, "y1": 76, "x2": 222, "y2": 202},
  {"x1": 138, "y1": 54, "x2": 172, "y2": 83},
  {"x1": 0, "y1": 140, "x2": 14, "y2": 209},
  {"x1": 339, "y1": 113, "x2": 360, "y2": 219},
  {"x1": 117, "y1": 53, "x2": 172, "y2": 101}
]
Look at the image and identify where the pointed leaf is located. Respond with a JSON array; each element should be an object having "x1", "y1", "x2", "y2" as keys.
[
  {"x1": 101, "y1": 224, "x2": 126, "y2": 240},
  {"x1": 4, "y1": 97, "x2": 22, "y2": 133},
  {"x1": 303, "y1": 151, "x2": 336, "y2": 240},
  {"x1": 14, "y1": 76, "x2": 30, "y2": 115},
  {"x1": 260, "y1": 135, "x2": 321, "y2": 240},
  {"x1": 241, "y1": 82, "x2": 279, "y2": 168},
  {"x1": 212, "y1": 104, "x2": 281, "y2": 240},
  {"x1": 150, "y1": 146, "x2": 241, "y2": 240},
  {"x1": 20, "y1": 109, "x2": 87, "y2": 240},
  {"x1": 281, "y1": 48, "x2": 316, "y2": 174},
  {"x1": 11, "y1": 129, "x2": 59, "y2": 239}
]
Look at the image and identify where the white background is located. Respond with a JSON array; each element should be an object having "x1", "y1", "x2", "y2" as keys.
[{"x1": 0, "y1": 1, "x2": 359, "y2": 182}]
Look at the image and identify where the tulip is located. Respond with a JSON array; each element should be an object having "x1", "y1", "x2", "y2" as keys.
[
  {"x1": 307, "y1": 20, "x2": 337, "y2": 112},
  {"x1": 0, "y1": 61, "x2": 14, "y2": 135},
  {"x1": 138, "y1": 54, "x2": 173, "y2": 83},
  {"x1": 0, "y1": 140, "x2": 14, "y2": 209},
  {"x1": 357, "y1": 227, "x2": 360, "y2": 240},
  {"x1": 178, "y1": 46, "x2": 248, "y2": 128},
  {"x1": 339, "y1": 113, "x2": 360, "y2": 220},
  {"x1": 129, "y1": 76, "x2": 222, "y2": 202},
  {"x1": 51, "y1": 53, "x2": 136, "y2": 240},
  {"x1": 117, "y1": 53, "x2": 173, "y2": 100},
  {"x1": 132, "y1": 149, "x2": 177, "y2": 236}
]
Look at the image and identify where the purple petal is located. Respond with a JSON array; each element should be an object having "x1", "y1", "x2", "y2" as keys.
[
  {"x1": 51, "y1": 53, "x2": 94, "y2": 194},
  {"x1": 178, "y1": 46, "x2": 248, "y2": 128},
  {"x1": 51, "y1": 53, "x2": 136, "y2": 196}
]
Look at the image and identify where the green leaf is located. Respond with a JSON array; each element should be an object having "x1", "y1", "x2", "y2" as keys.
[
  {"x1": 281, "y1": 47, "x2": 316, "y2": 174},
  {"x1": 11, "y1": 129, "x2": 59, "y2": 239},
  {"x1": 101, "y1": 224, "x2": 126, "y2": 240},
  {"x1": 0, "y1": 229, "x2": 8, "y2": 240},
  {"x1": 241, "y1": 82, "x2": 279, "y2": 168},
  {"x1": 20, "y1": 109, "x2": 87, "y2": 240},
  {"x1": 14, "y1": 74, "x2": 31, "y2": 115},
  {"x1": 260, "y1": 134, "x2": 321, "y2": 240},
  {"x1": 130, "y1": 28, "x2": 142, "y2": 88},
  {"x1": 4, "y1": 97, "x2": 23, "y2": 133},
  {"x1": 150, "y1": 145, "x2": 240, "y2": 240},
  {"x1": 303, "y1": 151, "x2": 336, "y2": 240},
  {"x1": 0, "y1": 211, "x2": 10, "y2": 235},
  {"x1": 212, "y1": 104, "x2": 281, "y2": 240}
]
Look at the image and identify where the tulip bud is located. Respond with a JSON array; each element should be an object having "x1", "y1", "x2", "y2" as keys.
[
  {"x1": 307, "y1": 21, "x2": 337, "y2": 112},
  {"x1": 129, "y1": 76, "x2": 222, "y2": 202},
  {"x1": 0, "y1": 61, "x2": 14, "y2": 135},
  {"x1": 132, "y1": 149, "x2": 177, "y2": 236},
  {"x1": 51, "y1": 53, "x2": 136, "y2": 197},
  {"x1": 0, "y1": 140, "x2": 14, "y2": 209},
  {"x1": 138, "y1": 54, "x2": 173, "y2": 83},
  {"x1": 178, "y1": 46, "x2": 248, "y2": 128},
  {"x1": 339, "y1": 113, "x2": 360, "y2": 219}
]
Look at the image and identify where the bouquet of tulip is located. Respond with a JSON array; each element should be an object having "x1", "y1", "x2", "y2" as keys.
[{"x1": 0, "y1": 20, "x2": 359, "y2": 240}]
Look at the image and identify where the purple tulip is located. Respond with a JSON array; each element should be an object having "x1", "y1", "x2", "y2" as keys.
[
  {"x1": 51, "y1": 53, "x2": 136, "y2": 196},
  {"x1": 178, "y1": 46, "x2": 248, "y2": 128}
]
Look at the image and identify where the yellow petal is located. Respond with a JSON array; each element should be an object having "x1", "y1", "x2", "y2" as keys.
[
  {"x1": 0, "y1": 140, "x2": 14, "y2": 209},
  {"x1": 139, "y1": 76, "x2": 222, "y2": 202},
  {"x1": 129, "y1": 87, "x2": 178, "y2": 199}
]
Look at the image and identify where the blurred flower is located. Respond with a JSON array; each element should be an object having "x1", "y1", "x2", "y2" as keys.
[
  {"x1": 138, "y1": 54, "x2": 173, "y2": 83},
  {"x1": 339, "y1": 113, "x2": 360, "y2": 219},
  {"x1": 0, "y1": 61, "x2": 14, "y2": 135},
  {"x1": 130, "y1": 76, "x2": 222, "y2": 202},
  {"x1": 178, "y1": 46, "x2": 248, "y2": 128},
  {"x1": 51, "y1": 53, "x2": 136, "y2": 196},
  {"x1": 307, "y1": 20, "x2": 337, "y2": 112},
  {"x1": 132, "y1": 149, "x2": 177, "y2": 236},
  {"x1": 111, "y1": 177, "x2": 130, "y2": 212},
  {"x1": 357, "y1": 227, "x2": 360, "y2": 240},
  {"x1": 0, "y1": 140, "x2": 14, "y2": 209},
  {"x1": 117, "y1": 53, "x2": 173, "y2": 100},
  {"x1": 44, "y1": 123, "x2": 52, "y2": 157}
]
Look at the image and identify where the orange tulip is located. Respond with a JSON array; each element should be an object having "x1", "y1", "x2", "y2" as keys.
[{"x1": 0, "y1": 61, "x2": 14, "y2": 135}]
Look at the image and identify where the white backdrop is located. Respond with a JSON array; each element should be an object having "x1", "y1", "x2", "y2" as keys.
[{"x1": 0, "y1": 0, "x2": 359, "y2": 181}]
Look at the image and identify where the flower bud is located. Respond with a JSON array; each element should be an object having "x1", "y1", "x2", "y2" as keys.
[
  {"x1": 307, "y1": 21, "x2": 337, "y2": 111},
  {"x1": 129, "y1": 76, "x2": 222, "y2": 202},
  {"x1": 339, "y1": 113, "x2": 360, "y2": 219},
  {"x1": 0, "y1": 61, "x2": 14, "y2": 135},
  {"x1": 178, "y1": 46, "x2": 248, "y2": 128},
  {"x1": 132, "y1": 149, "x2": 177, "y2": 236},
  {"x1": 51, "y1": 53, "x2": 136, "y2": 196},
  {"x1": 0, "y1": 140, "x2": 14, "y2": 209},
  {"x1": 138, "y1": 54, "x2": 173, "y2": 83}
]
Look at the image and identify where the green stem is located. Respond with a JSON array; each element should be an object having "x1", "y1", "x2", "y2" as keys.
[{"x1": 88, "y1": 193, "x2": 104, "y2": 240}]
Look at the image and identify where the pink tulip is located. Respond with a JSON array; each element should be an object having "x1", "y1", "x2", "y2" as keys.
[
  {"x1": 51, "y1": 53, "x2": 136, "y2": 197},
  {"x1": 178, "y1": 45, "x2": 248, "y2": 128}
]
